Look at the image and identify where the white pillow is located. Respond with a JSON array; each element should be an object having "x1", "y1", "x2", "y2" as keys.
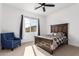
[{"x1": 53, "y1": 33, "x2": 57, "y2": 36}]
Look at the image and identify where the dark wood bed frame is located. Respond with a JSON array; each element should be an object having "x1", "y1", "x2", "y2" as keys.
[
  {"x1": 51, "y1": 23, "x2": 68, "y2": 38},
  {"x1": 35, "y1": 23, "x2": 68, "y2": 54}
]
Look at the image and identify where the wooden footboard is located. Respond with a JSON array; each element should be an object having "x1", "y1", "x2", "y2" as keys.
[
  {"x1": 34, "y1": 36, "x2": 53, "y2": 54},
  {"x1": 34, "y1": 36, "x2": 68, "y2": 54}
]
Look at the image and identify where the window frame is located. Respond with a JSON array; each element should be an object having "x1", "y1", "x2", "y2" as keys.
[{"x1": 24, "y1": 16, "x2": 38, "y2": 33}]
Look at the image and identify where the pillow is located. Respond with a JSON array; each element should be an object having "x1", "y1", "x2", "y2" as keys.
[
  {"x1": 46, "y1": 33, "x2": 54, "y2": 37},
  {"x1": 49, "y1": 33, "x2": 53, "y2": 35},
  {"x1": 57, "y1": 32, "x2": 65, "y2": 37},
  {"x1": 53, "y1": 33, "x2": 57, "y2": 36},
  {"x1": 47, "y1": 32, "x2": 54, "y2": 35}
]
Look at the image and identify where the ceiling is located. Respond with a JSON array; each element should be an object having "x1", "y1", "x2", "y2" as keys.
[{"x1": 6, "y1": 3, "x2": 74, "y2": 16}]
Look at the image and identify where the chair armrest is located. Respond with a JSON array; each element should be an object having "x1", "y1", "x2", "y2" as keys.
[
  {"x1": 9, "y1": 38, "x2": 14, "y2": 40},
  {"x1": 4, "y1": 40, "x2": 14, "y2": 48},
  {"x1": 14, "y1": 37, "x2": 21, "y2": 40},
  {"x1": 5, "y1": 40, "x2": 13, "y2": 44}
]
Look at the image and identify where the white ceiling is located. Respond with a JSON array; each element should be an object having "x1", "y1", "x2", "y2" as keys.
[{"x1": 6, "y1": 3, "x2": 74, "y2": 16}]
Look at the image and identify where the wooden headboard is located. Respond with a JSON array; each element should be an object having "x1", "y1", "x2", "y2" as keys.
[{"x1": 51, "y1": 23, "x2": 68, "y2": 38}]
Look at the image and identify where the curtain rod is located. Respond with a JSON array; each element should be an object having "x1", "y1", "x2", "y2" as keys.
[{"x1": 22, "y1": 15, "x2": 39, "y2": 20}]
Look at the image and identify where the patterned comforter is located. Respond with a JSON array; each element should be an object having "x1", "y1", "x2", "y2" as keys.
[{"x1": 51, "y1": 35, "x2": 67, "y2": 50}]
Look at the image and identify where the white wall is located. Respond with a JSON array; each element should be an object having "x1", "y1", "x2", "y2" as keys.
[
  {"x1": 0, "y1": 3, "x2": 2, "y2": 48},
  {"x1": 0, "y1": 3, "x2": 2, "y2": 33},
  {"x1": 46, "y1": 4, "x2": 79, "y2": 47},
  {"x1": 2, "y1": 4, "x2": 46, "y2": 43}
]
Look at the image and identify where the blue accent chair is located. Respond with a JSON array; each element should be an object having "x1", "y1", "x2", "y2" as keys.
[{"x1": 1, "y1": 32, "x2": 21, "y2": 50}]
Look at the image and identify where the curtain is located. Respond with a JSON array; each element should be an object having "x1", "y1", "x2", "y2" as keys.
[
  {"x1": 19, "y1": 15, "x2": 40, "y2": 39},
  {"x1": 19, "y1": 15, "x2": 23, "y2": 39},
  {"x1": 38, "y1": 19, "x2": 40, "y2": 35}
]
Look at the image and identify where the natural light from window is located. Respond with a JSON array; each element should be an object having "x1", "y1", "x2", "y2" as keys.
[{"x1": 24, "y1": 17, "x2": 38, "y2": 33}]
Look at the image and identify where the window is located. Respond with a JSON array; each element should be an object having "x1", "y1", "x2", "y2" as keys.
[{"x1": 24, "y1": 17, "x2": 38, "y2": 32}]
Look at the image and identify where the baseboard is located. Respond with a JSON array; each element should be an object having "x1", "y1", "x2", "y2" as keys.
[
  {"x1": 21, "y1": 41, "x2": 34, "y2": 45},
  {"x1": 21, "y1": 39, "x2": 34, "y2": 43},
  {"x1": 68, "y1": 42, "x2": 79, "y2": 47}
]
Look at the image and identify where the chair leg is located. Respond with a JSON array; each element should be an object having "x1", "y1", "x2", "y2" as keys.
[
  {"x1": 1, "y1": 47, "x2": 4, "y2": 50},
  {"x1": 11, "y1": 48, "x2": 14, "y2": 51},
  {"x1": 19, "y1": 43, "x2": 21, "y2": 46}
]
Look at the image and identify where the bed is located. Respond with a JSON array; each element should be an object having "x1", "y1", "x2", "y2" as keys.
[{"x1": 34, "y1": 23, "x2": 68, "y2": 54}]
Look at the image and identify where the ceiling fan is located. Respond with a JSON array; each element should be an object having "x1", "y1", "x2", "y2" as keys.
[{"x1": 35, "y1": 3, "x2": 55, "y2": 12}]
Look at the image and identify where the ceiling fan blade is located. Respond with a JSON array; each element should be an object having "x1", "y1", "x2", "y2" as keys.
[
  {"x1": 38, "y1": 3, "x2": 42, "y2": 5},
  {"x1": 43, "y1": 6, "x2": 45, "y2": 12},
  {"x1": 35, "y1": 5, "x2": 42, "y2": 10},
  {"x1": 38, "y1": 3, "x2": 45, "y2": 6},
  {"x1": 45, "y1": 4, "x2": 55, "y2": 7}
]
